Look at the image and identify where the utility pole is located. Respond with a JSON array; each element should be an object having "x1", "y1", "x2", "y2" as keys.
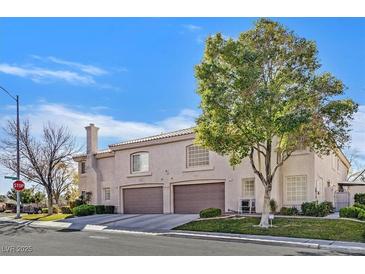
[
  {"x1": 0, "y1": 86, "x2": 21, "y2": 219},
  {"x1": 16, "y1": 95, "x2": 20, "y2": 218}
]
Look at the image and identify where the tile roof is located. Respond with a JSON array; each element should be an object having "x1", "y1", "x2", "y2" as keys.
[
  {"x1": 73, "y1": 127, "x2": 195, "y2": 158},
  {"x1": 109, "y1": 127, "x2": 195, "y2": 147}
]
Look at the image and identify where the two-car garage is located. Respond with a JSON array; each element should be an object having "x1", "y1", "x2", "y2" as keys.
[{"x1": 122, "y1": 182, "x2": 225, "y2": 214}]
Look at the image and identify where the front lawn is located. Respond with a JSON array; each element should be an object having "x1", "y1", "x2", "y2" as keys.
[
  {"x1": 175, "y1": 217, "x2": 365, "y2": 243},
  {"x1": 22, "y1": 214, "x2": 73, "y2": 221}
]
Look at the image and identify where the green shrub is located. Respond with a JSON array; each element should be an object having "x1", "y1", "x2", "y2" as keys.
[
  {"x1": 269, "y1": 199, "x2": 278, "y2": 213},
  {"x1": 339, "y1": 206, "x2": 363, "y2": 219},
  {"x1": 300, "y1": 201, "x2": 333, "y2": 217},
  {"x1": 105, "y1": 205, "x2": 115, "y2": 214},
  {"x1": 354, "y1": 193, "x2": 365, "y2": 205},
  {"x1": 301, "y1": 202, "x2": 318, "y2": 216},
  {"x1": 317, "y1": 201, "x2": 334, "y2": 217},
  {"x1": 60, "y1": 206, "x2": 72, "y2": 214},
  {"x1": 72, "y1": 204, "x2": 96, "y2": 216},
  {"x1": 199, "y1": 208, "x2": 222, "y2": 218},
  {"x1": 41, "y1": 206, "x2": 59, "y2": 214},
  {"x1": 358, "y1": 211, "x2": 365, "y2": 221},
  {"x1": 95, "y1": 205, "x2": 105, "y2": 214},
  {"x1": 354, "y1": 203, "x2": 365, "y2": 211},
  {"x1": 279, "y1": 207, "x2": 299, "y2": 216}
]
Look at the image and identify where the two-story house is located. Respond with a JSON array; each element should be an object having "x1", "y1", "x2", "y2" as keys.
[{"x1": 73, "y1": 124, "x2": 350, "y2": 214}]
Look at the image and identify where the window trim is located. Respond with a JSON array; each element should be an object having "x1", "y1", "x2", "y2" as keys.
[
  {"x1": 284, "y1": 175, "x2": 308, "y2": 206},
  {"x1": 104, "y1": 187, "x2": 111, "y2": 201},
  {"x1": 130, "y1": 151, "x2": 150, "y2": 174},
  {"x1": 242, "y1": 178, "x2": 255, "y2": 199},
  {"x1": 186, "y1": 144, "x2": 210, "y2": 168}
]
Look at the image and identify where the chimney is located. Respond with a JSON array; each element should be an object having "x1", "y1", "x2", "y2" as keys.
[{"x1": 85, "y1": 123, "x2": 99, "y2": 154}]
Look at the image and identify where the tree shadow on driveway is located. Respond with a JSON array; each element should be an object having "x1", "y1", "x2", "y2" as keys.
[{"x1": 0, "y1": 221, "x2": 46, "y2": 236}]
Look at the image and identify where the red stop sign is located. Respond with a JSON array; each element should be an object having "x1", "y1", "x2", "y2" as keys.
[{"x1": 13, "y1": 180, "x2": 25, "y2": 191}]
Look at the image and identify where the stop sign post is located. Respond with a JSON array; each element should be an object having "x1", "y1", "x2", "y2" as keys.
[{"x1": 13, "y1": 180, "x2": 25, "y2": 191}]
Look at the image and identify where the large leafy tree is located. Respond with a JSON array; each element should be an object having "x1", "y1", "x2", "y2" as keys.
[
  {"x1": 6, "y1": 187, "x2": 37, "y2": 204},
  {"x1": 195, "y1": 19, "x2": 358, "y2": 227}
]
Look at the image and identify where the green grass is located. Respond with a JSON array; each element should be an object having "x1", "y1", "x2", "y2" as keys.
[
  {"x1": 175, "y1": 217, "x2": 365, "y2": 243},
  {"x1": 22, "y1": 213, "x2": 73, "y2": 221}
]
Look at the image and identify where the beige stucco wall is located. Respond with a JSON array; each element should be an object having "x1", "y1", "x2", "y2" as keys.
[
  {"x1": 77, "y1": 133, "x2": 349, "y2": 213},
  {"x1": 314, "y1": 152, "x2": 349, "y2": 205}
]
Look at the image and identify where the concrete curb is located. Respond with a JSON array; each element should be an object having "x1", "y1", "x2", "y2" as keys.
[
  {"x1": 163, "y1": 232, "x2": 320, "y2": 249},
  {"x1": 164, "y1": 231, "x2": 365, "y2": 254}
]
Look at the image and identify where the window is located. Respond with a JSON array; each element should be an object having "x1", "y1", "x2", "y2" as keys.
[
  {"x1": 242, "y1": 179, "x2": 255, "y2": 198},
  {"x1": 81, "y1": 162, "x2": 86, "y2": 174},
  {"x1": 104, "y1": 188, "x2": 110, "y2": 201},
  {"x1": 131, "y1": 152, "x2": 149, "y2": 173},
  {"x1": 186, "y1": 145, "x2": 209, "y2": 168},
  {"x1": 336, "y1": 158, "x2": 340, "y2": 172},
  {"x1": 285, "y1": 175, "x2": 307, "y2": 204}
]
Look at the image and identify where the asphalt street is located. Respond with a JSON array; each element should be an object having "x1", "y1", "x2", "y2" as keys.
[{"x1": 0, "y1": 221, "x2": 360, "y2": 256}]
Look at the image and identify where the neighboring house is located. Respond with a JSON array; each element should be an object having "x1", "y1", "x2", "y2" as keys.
[
  {"x1": 73, "y1": 124, "x2": 350, "y2": 214},
  {"x1": 340, "y1": 169, "x2": 365, "y2": 205}
]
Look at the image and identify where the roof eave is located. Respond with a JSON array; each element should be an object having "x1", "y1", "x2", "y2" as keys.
[{"x1": 109, "y1": 132, "x2": 196, "y2": 151}]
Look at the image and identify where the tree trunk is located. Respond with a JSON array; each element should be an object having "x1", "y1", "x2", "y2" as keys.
[
  {"x1": 54, "y1": 195, "x2": 59, "y2": 207},
  {"x1": 46, "y1": 192, "x2": 53, "y2": 216},
  {"x1": 259, "y1": 188, "x2": 271, "y2": 228}
]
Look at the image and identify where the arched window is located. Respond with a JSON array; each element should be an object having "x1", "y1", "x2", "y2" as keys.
[
  {"x1": 131, "y1": 152, "x2": 149, "y2": 173},
  {"x1": 186, "y1": 145, "x2": 209, "y2": 168}
]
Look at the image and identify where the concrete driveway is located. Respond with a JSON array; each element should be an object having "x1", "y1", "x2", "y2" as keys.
[{"x1": 58, "y1": 214, "x2": 198, "y2": 232}]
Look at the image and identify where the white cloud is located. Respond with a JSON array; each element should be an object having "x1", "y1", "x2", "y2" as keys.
[
  {"x1": 0, "y1": 56, "x2": 124, "y2": 89},
  {"x1": 0, "y1": 63, "x2": 95, "y2": 85},
  {"x1": 0, "y1": 102, "x2": 198, "y2": 146},
  {"x1": 182, "y1": 24, "x2": 202, "y2": 31},
  {"x1": 46, "y1": 56, "x2": 108, "y2": 76}
]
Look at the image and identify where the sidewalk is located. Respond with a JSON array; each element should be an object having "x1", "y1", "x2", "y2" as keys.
[{"x1": 1, "y1": 216, "x2": 365, "y2": 254}]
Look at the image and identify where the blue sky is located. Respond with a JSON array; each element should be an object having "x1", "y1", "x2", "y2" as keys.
[{"x1": 0, "y1": 18, "x2": 364, "y2": 194}]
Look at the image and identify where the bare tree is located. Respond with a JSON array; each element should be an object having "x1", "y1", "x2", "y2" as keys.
[
  {"x1": 0, "y1": 120, "x2": 78, "y2": 215},
  {"x1": 52, "y1": 162, "x2": 76, "y2": 206}
]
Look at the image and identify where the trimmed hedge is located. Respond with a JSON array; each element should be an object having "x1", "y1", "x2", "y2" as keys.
[
  {"x1": 354, "y1": 203, "x2": 365, "y2": 211},
  {"x1": 339, "y1": 206, "x2": 364, "y2": 219},
  {"x1": 199, "y1": 208, "x2": 222, "y2": 218},
  {"x1": 72, "y1": 204, "x2": 96, "y2": 216},
  {"x1": 95, "y1": 205, "x2": 106, "y2": 214},
  {"x1": 105, "y1": 205, "x2": 115, "y2": 214},
  {"x1": 358, "y1": 211, "x2": 365, "y2": 221},
  {"x1": 279, "y1": 206, "x2": 299, "y2": 216},
  {"x1": 354, "y1": 193, "x2": 365, "y2": 205},
  {"x1": 301, "y1": 201, "x2": 333, "y2": 217},
  {"x1": 60, "y1": 206, "x2": 72, "y2": 214}
]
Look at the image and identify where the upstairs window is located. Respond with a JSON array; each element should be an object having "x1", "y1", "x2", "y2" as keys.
[
  {"x1": 131, "y1": 152, "x2": 149, "y2": 173},
  {"x1": 81, "y1": 162, "x2": 86, "y2": 174},
  {"x1": 104, "y1": 188, "x2": 111, "y2": 201},
  {"x1": 242, "y1": 179, "x2": 255, "y2": 198},
  {"x1": 186, "y1": 145, "x2": 209, "y2": 168}
]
